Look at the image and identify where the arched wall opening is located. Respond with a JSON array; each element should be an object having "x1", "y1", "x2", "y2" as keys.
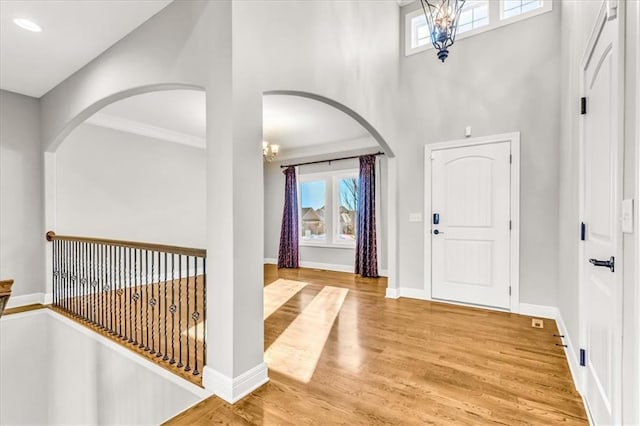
[
  {"x1": 44, "y1": 84, "x2": 207, "y2": 297},
  {"x1": 261, "y1": 90, "x2": 397, "y2": 289}
]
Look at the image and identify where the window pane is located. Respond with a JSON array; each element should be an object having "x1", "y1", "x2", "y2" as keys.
[
  {"x1": 412, "y1": 15, "x2": 430, "y2": 47},
  {"x1": 337, "y1": 178, "x2": 358, "y2": 242},
  {"x1": 502, "y1": 0, "x2": 542, "y2": 19},
  {"x1": 457, "y1": 1, "x2": 489, "y2": 34},
  {"x1": 300, "y1": 181, "x2": 326, "y2": 241}
]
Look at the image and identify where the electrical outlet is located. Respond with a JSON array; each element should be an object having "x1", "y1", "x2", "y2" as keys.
[{"x1": 531, "y1": 318, "x2": 544, "y2": 329}]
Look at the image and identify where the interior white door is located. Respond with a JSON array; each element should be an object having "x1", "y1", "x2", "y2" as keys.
[
  {"x1": 581, "y1": 8, "x2": 622, "y2": 425},
  {"x1": 431, "y1": 141, "x2": 511, "y2": 309}
]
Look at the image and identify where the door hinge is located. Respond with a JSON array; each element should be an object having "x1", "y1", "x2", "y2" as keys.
[
  {"x1": 580, "y1": 348, "x2": 586, "y2": 366},
  {"x1": 509, "y1": 220, "x2": 512, "y2": 230},
  {"x1": 581, "y1": 97, "x2": 587, "y2": 115},
  {"x1": 509, "y1": 286, "x2": 511, "y2": 296},
  {"x1": 580, "y1": 222, "x2": 586, "y2": 241},
  {"x1": 509, "y1": 154, "x2": 512, "y2": 164}
]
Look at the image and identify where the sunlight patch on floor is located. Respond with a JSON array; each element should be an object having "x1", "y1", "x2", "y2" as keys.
[
  {"x1": 263, "y1": 279, "x2": 308, "y2": 319},
  {"x1": 265, "y1": 285, "x2": 348, "y2": 383}
]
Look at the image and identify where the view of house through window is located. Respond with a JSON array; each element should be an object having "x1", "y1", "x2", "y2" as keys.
[
  {"x1": 300, "y1": 180, "x2": 326, "y2": 240},
  {"x1": 337, "y1": 177, "x2": 358, "y2": 241},
  {"x1": 299, "y1": 171, "x2": 359, "y2": 245}
]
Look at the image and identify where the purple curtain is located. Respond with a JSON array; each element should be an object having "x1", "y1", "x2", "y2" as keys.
[
  {"x1": 278, "y1": 167, "x2": 299, "y2": 268},
  {"x1": 355, "y1": 155, "x2": 378, "y2": 277}
]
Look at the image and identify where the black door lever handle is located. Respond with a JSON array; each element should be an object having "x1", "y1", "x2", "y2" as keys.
[{"x1": 589, "y1": 256, "x2": 615, "y2": 272}]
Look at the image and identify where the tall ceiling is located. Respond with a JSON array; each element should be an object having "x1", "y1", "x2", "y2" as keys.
[{"x1": 0, "y1": 0, "x2": 172, "y2": 97}]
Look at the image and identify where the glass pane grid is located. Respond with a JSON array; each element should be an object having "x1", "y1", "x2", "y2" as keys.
[
  {"x1": 457, "y1": 1, "x2": 489, "y2": 34},
  {"x1": 502, "y1": 0, "x2": 541, "y2": 19},
  {"x1": 336, "y1": 177, "x2": 358, "y2": 242},
  {"x1": 300, "y1": 181, "x2": 326, "y2": 241}
]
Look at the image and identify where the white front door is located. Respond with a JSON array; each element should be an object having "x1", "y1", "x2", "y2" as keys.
[
  {"x1": 581, "y1": 6, "x2": 622, "y2": 424},
  {"x1": 430, "y1": 141, "x2": 511, "y2": 309}
]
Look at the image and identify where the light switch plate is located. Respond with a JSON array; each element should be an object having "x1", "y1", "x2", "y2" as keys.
[
  {"x1": 622, "y1": 199, "x2": 633, "y2": 233},
  {"x1": 409, "y1": 213, "x2": 422, "y2": 222}
]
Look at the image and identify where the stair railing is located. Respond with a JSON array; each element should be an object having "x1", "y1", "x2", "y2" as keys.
[{"x1": 46, "y1": 231, "x2": 206, "y2": 376}]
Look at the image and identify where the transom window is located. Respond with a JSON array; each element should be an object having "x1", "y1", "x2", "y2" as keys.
[
  {"x1": 405, "y1": 0, "x2": 552, "y2": 56},
  {"x1": 299, "y1": 170, "x2": 359, "y2": 247}
]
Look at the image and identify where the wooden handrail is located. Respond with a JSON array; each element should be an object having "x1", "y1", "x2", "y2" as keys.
[
  {"x1": 0, "y1": 279, "x2": 13, "y2": 297},
  {"x1": 45, "y1": 231, "x2": 206, "y2": 258}
]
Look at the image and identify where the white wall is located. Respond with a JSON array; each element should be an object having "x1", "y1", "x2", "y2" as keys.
[
  {"x1": 56, "y1": 123, "x2": 206, "y2": 249},
  {"x1": 264, "y1": 153, "x2": 388, "y2": 273},
  {"x1": 0, "y1": 90, "x2": 44, "y2": 297},
  {"x1": 38, "y1": 0, "x2": 400, "y2": 393},
  {"x1": 397, "y1": 4, "x2": 561, "y2": 307},
  {"x1": 0, "y1": 310, "x2": 207, "y2": 425}
]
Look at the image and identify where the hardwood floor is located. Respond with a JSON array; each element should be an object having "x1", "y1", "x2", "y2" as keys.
[{"x1": 167, "y1": 265, "x2": 587, "y2": 425}]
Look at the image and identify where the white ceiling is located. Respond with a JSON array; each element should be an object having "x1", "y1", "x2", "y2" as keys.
[
  {"x1": 263, "y1": 95, "x2": 369, "y2": 150},
  {"x1": 0, "y1": 0, "x2": 172, "y2": 98}
]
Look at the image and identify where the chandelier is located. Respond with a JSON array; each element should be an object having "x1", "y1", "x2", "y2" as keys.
[
  {"x1": 262, "y1": 141, "x2": 280, "y2": 162},
  {"x1": 420, "y1": 0, "x2": 466, "y2": 63}
]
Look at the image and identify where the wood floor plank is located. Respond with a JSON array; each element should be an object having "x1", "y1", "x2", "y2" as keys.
[{"x1": 167, "y1": 265, "x2": 587, "y2": 425}]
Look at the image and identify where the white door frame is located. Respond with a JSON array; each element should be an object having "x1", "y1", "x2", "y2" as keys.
[
  {"x1": 424, "y1": 132, "x2": 520, "y2": 313},
  {"x1": 577, "y1": 0, "x2": 625, "y2": 419}
]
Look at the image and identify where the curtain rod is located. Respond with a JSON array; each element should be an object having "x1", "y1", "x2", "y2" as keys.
[{"x1": 279, "y1": 151, "x2": 385, "y2": 169}]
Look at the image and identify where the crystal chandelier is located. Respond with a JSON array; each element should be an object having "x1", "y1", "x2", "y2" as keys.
[
  {"x1": 420, "y1": 0, "x2": 466, "y2": 62},
  {"x1": 262, "y1": 141, "x2": 280, "y2": 162}
]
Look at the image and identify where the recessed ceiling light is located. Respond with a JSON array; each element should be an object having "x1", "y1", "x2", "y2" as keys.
[{"x1": 13, "y1": 18, "x2": 42, "y2": 33}]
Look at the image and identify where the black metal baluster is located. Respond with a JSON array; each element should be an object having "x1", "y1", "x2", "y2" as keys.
[
  {"x1": 133, "y1": 249, "x2": 139, "y2": 345},
  {"x1": 73, "y1": 241, "x2": 79, "y2": 316},
  {"x1": 81, "y1": 242, "x2": 86, "y2": 320},
  {"x1": 185, "y1": 256, "x2": 191, "y2": 372},
  {"x1": 128, "y1": 247, "x2": 133, "y2": 343},
  {"x1": 90, "y1": 243, "x2": 96, "y2": 324},
  {"x1": 156, "y1": 250, "x2": 162, "y2": 358},
  {"x1": 202, "y1": 257, "x2": 207, "y2": 366},
  {"x1": 145, "y1": 250, "x2": 150, "y2": 351},
  {"x1": 193, "y1": 256, "x2": 199, "y2": 376},
  {"x1": 52, "y1": 239, "x2": 57, "y2": 307},
  {"x1": 163, "y1": 252, "x2": 168, "y2": 361},
  {"x1": 150, "y1": 251, "x2": 156, "y2": 355},
  {"x1": 138, "y1": 249, "x2": 144, "y2": 349},
  {"x1": 102, "y1": 244, "x2": 106, "y2": 330},
  {"x1": 118, "y1": 246, "x2": 123, "y2": 338},
  {"x1": 169, "y1": 254, "x2": 176, "y2": 365},
  {"x1": 177, "y1": 255, "x2": 183, "y2": 368}
]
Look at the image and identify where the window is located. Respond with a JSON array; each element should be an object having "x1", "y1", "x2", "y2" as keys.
[
  {"x1": 502, "y1": 0, "x2": 542, "y2": 19},
  {"x1": 405, "y1": 0, "x2": 552, "y2": 56},
  {"x1": 300, "y1": 180, "x2": 326, "y2": 241},
  {"x1": 299, "y1": 170, "x2": 359, "y2": 247}
]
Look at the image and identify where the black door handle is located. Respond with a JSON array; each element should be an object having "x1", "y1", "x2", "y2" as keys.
[{"x1": 589, "y1": 256, "x2": 615, "y2": 272}]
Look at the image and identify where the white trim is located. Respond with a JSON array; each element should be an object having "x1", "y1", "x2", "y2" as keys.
[
  {"x1": 385, "y1": 287, "x2": 399, "y2": 299},
  {"x1": 202, "y1": 362, "x2": 269, "y2": 404},
  {"x1": 398, "y1": 287, "x2": 429, "y2": 300},
  {"x1": 386, "y1": 157, "x2": 398, "y2": 294},
  {"x1": 85, "y1": 113, "x2": 205, "y2": 150},
  {"x1": 519, "y1": 303, "x2": 558, "y2": 320},
  {"x1": 423, "y1": 132, "x2": 521, "y2": 312},
  {"x1": 404, "y1": 1, "x2": 553, "y2": 56},
  {"x1": 5, "y1": 292, "x2": 46, "y2": 309},
  {"x1": 264, "y1": 258, "x2": 388, "y2": 277}
]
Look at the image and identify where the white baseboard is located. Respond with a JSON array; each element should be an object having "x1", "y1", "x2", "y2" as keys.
[
  {"x1": 555, "y1": 310, "x2": 582, "y2": 393},
  {"x1": 5, "y1": 292, "x2": 46, "y2": 309},
  {"x1": 264, "y1": 258, "x2": 388, "y2": 277},
  {"x1": 518, "y1": 303, "x2": 559, "y2": 320},
  {"x1": 385, "y1": 287, "x2": 399, "y2": 299},
  {"x1": 202, "y1": 362, "x2": 269, "y2": 404},
  {"x1": 398, "y1": 287, "x2": 429, "y2": 300}
]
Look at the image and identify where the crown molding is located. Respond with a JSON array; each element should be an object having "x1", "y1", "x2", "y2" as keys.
[{"x1": 85, "y1": 113, "x2": 205, "y2": 149}]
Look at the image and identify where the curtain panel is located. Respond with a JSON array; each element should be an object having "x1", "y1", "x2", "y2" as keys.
[
  {"x1": 278, "y1": 167, "x2": 299, "y2": 268},
  {"x1": 355, "y1": 155, "x2": 378, "y2": 277}
]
